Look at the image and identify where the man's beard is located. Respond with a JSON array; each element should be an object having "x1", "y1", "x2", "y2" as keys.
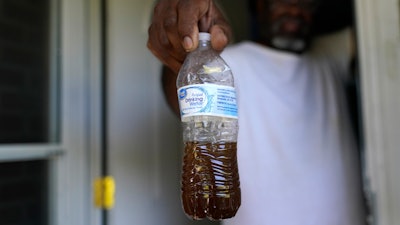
[
  {"x1": 271, "y1": 36, "x2": 307, "y2": 53},
  {"x1": 262, "y1": 16, "x2": 312, "y2": 53}
]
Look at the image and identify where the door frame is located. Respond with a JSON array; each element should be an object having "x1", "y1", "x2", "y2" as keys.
[{"x1": 355, "y1": 0, "x2": 400, "y2": 224}]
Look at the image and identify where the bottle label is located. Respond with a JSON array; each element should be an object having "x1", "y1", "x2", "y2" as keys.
[{"x1": 178, "y1": 84, "x2": 238, "y2": 119}]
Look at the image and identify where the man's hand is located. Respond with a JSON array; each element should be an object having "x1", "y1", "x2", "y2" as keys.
[{"x1": 147, "y1": 0, "x2": 232, "y2": 74}]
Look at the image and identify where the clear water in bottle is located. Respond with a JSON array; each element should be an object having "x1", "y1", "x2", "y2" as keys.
[{"x1": 177, "y1": 32, "x2": 241, "y2": 220}]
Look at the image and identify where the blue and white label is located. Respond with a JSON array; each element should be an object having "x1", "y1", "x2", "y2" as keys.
[{"x1": 178, "y1": 84, "x2": 238, "y2": 119}]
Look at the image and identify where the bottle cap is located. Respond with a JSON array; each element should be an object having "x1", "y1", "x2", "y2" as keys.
[{"x1": 199, "y1": 32, "x2": 211, "y2": 41}]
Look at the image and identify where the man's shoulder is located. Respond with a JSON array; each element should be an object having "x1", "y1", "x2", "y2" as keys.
[
  {"x1": 222, "y1": 41, "x2": 280, "y2": 61},
  {"x1": 221, "y1": 41, "x2": 258, "y2": 62},
  {"x1": 223, "y1": 41, "x2": 257, "y2": 53}
]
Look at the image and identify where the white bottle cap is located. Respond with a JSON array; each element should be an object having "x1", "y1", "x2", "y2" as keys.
[{"x1": 199, "y1": 32, "x2": 211, "y2": 41}]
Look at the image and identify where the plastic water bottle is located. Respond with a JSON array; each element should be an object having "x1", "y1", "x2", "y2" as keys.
[{"x1": 176, "y1": 32, "x2": 241, "y2": 220}]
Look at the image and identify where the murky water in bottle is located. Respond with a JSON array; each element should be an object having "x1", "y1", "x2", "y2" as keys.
[{"x1": 181, "y1": 141, "x2": 241, "y2": 220}]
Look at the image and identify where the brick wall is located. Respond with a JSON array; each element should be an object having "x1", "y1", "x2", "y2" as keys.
[{"x1": 0, "y1": 0, "x2": 50, "y2": 143}]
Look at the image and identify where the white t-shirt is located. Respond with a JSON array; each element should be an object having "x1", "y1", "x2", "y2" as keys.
[{"x1": 221, "y1": 29, "x2": 366, "y2": 225}]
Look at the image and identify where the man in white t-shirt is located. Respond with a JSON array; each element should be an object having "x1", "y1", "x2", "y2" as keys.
[{"x1": 147, "y1": 0, "x2": 367, "y2": 224}]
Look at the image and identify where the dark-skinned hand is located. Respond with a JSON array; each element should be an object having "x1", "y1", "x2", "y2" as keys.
[{"x1": 147, "y1": 0, "x2": 232, "y2": 74}]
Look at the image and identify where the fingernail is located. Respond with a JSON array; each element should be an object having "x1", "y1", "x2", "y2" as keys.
[{"x1": 183, "y1": 36, "x2": 193, "y2": 51}]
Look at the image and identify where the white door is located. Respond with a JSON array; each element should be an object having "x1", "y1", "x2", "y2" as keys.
[{"x1": 0, "y1": 0, "x2": 98, "y2": 224}]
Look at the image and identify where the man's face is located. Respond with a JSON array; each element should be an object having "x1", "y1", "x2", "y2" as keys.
[{"x1": 257, "y1": 0, "x2": 318, "y2": 53}]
